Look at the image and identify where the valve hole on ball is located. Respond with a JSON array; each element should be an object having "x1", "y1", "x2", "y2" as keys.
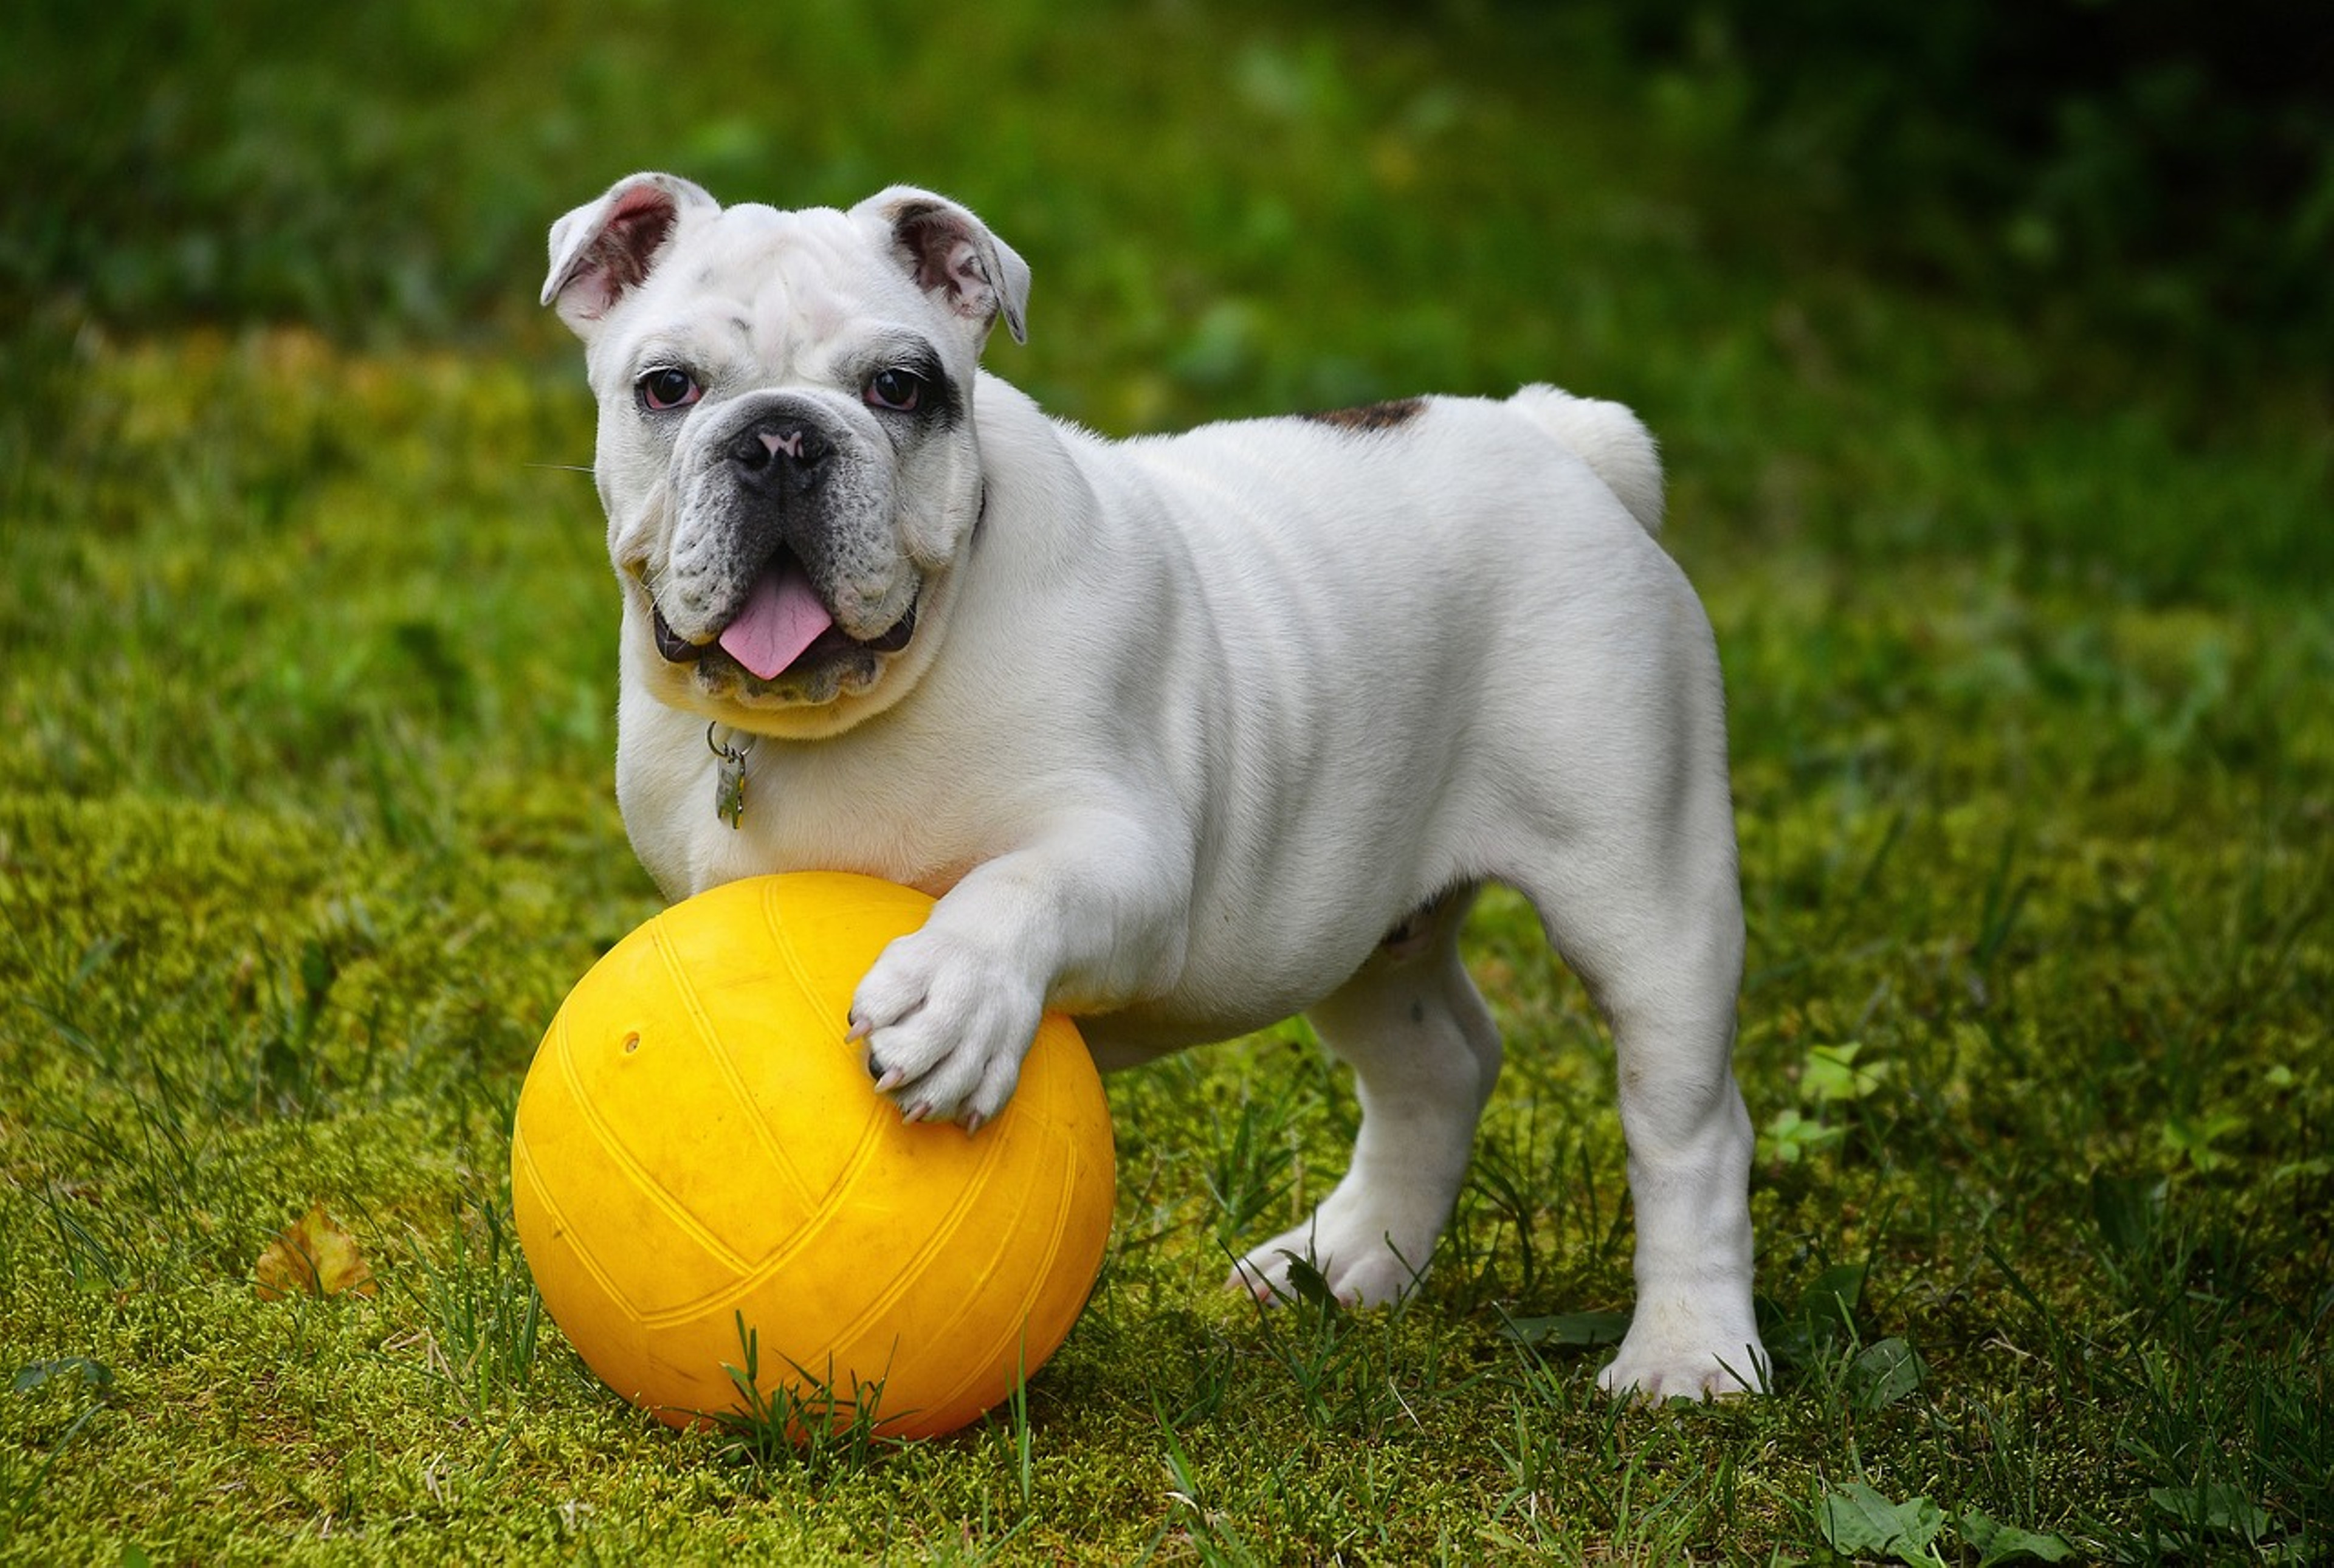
[{"x1": 621, "y1": 1031, "x2": 641, "y2": 1054}]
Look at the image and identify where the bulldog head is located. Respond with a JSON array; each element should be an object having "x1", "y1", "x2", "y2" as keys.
[{"x1": 543, "y1": 174, "x2": 1029, "y2": 734}]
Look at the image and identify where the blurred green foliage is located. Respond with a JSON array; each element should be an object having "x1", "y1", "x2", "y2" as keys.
[
  {"x1": 9, "y1": 0, "x2": 2326, "y2": 370},
  {"x1": 4, "y1": 0, "x2": 2327, "y2": 607},
  {"x1": 4, "y1": 0, "x2": 1538, "y2": 345},
  {"x1": 1609, "y1": 0, "x2": 2334, "y2": 363}
]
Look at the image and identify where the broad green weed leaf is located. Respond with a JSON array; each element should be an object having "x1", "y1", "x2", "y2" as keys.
[
  {"x1": 2149, "y1": 1483, "x2": 2268, "y2": 1538},
  {"x1": 1500, "y1": 1310, "x2": 1631, "y2": 1349},
  {"x1": 1818, "y1": 1481, "x2": 1947, "y2": 1564},
  {"x1": 1760, "y1": 1106, "x2": 1843, "y2": 1164},
  {"x1": 2160, "y1": 1110, "x2": 2249, "y2": 1172},
  {"x1": 1960, "y1": 1507, "x2": 2074, "y2": 1564},
  {"x1": 1802, "y1": 1042, "x2": 1887, "y2": 1103},
  {"x1": 1800, "y1": 1262, "x2": 1867, "y2": 1338},
  {"x1": 12, "y1": 1357, "x2": 114, "y2": 1395},
  {"x1": 1848, "y1": 1337, "x2": 1926, "y2": 1410}
]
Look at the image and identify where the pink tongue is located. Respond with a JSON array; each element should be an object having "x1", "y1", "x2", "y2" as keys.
[{"x1": 717, "y1": 562, "x2": 835, "y2": 681}]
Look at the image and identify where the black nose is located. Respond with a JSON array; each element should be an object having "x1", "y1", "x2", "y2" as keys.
[{"x1": 726, "y1": 418, "x2": 829, "y2": 487}]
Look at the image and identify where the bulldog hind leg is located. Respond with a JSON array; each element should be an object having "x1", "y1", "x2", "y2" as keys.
[
  {"x1": 1518, "y1": 811, "x2": 1769, "y2": 1400},
  {"x1": 1230, "y1": 886, "x2": 1501, "y2": 1307}
]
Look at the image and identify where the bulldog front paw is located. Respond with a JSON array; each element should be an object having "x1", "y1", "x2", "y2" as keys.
[{"x1": 848, "y1": 927, "x2": 1044, "y2": 1129}]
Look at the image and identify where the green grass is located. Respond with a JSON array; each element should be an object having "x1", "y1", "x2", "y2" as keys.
[{"x1": 4, "y1": 1, "x2": 2331, "y2": 1561}]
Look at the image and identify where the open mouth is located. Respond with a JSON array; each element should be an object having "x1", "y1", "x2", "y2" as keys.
[{"x1": 651, "y1": 549, "x2": 915, "y2": 681}]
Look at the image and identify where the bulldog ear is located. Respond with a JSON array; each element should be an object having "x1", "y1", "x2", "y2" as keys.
[
  {"x1": 541, "y1": 173, "x2": 719, "y2": 335},
  {"x1": 853, "y1": 186, "x2": 1030, "y2": 346}
]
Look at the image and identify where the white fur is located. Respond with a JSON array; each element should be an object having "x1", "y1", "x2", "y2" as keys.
[{"x1": 548, "y1": 176, "x2": 1768, "y2": 1399}]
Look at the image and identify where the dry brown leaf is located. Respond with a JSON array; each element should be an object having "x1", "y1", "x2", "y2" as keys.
[{"x1": 255, "y1": 1201, "x2": 377, "y2": 1301}]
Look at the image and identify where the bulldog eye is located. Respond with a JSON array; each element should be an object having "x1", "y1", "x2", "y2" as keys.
[
  {"x1": 865, "y1": 368, "x2": 924, "y2": 412},
  {"x1": 636, "y1": 366, "x2": 703, "y2": 413}
]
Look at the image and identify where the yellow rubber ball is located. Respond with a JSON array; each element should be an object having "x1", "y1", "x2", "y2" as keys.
[{"x1": 511, "y1": 871, "x2": 1115, "y2": 1440}]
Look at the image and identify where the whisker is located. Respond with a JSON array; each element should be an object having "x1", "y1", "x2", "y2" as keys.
[{"x1": 526, "y1": 462, "x2": 598, "y2": 476}]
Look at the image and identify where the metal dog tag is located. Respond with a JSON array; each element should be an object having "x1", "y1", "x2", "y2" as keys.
[{"x1": 707, "y1": 724, "x2": 752, "y2": 830}]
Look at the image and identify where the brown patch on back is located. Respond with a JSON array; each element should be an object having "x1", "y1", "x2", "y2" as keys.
[{"x1": 1301, "y1": 397, "x2": 1426, "y2": 433}]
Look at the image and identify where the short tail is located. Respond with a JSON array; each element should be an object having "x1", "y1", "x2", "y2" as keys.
[{"x1": 1509, "y1": 383, "x2": 1665, "y2": 537}]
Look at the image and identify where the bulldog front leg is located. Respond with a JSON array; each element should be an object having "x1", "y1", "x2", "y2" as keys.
[{"x1": 848, "y1": 830, "x2": 1186, "y2": 1129}]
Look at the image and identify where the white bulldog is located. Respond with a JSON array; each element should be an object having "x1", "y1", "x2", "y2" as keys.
[{"x1": 542, "y1": 174, "x2": 1767, "y2": 1399}]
